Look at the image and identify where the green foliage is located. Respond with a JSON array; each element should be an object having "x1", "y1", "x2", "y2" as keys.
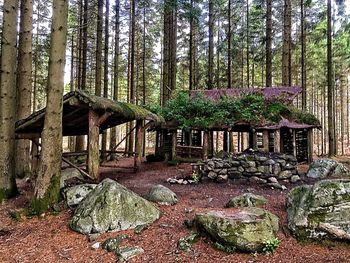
[
  {"x1": 262, "y1": 238, "x2": 281, "y2": 254},
  {"x1": 147, "y1": 92, "x2": 320, "y2": 130},
  {"x1": 9, "y1": 210, "x2": 23, "y2": 222},
  {"x1": 29, "y1": 175, "x2": 61, "y2": 215},
  {"x1": 191, "y1": 171, "x2": 200, "y2": 184},
  {"x1": 0, "y1": 187, "x2": 18, "y2": 203}
]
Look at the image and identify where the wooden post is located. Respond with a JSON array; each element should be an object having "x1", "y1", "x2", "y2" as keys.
[
  {"x1": 308, "y1": 129, "x2": 314, "y2": 163},
  {"x1": 274, "y1": 129, "x2": 281, "y2": 152},
  {"x1": 262, "y1": 130, "x2": 269, "y2": 152},
  {"x1": 292, "y1": 129, "x2": 297, "y2": 157},
  {"x1": 251, "y1": 129, "x2": 257, "y2": 150},
  {"x1": 172, "y1": 130, "x2": 177, "y2": 160},
  {"x1": 134, "y1": 120, "x2": 143, "y2": 168},
  {"x1": 88, "y1": 110, "x2": 100, "y2": 180},
  {"x1": 203, "y1": 130, "x2": 209, "y2": 160}
]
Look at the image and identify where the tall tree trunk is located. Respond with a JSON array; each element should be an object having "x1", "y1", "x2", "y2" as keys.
[
  {"x1": 301, "y1": 0, "x2": 306, "y2": 110},
  {"x1": 32, "y1": 0, "x2": 68, "y2": 213},
  {"x1": 110, "y1": 0, "x2": 119, "y2": 160},
  {"x1": 95, "y1": 0, "x2": 103, "y2": 96},
  {"x1": 16, "y1": 0, "x2": 33, "y2": 178},
  {"x1": 0, "y1": 0, "x2": 19, "y2": 201},
  {"x1": 216, "y1": 18, "x2": 220, "y2": 88},
  {"x1": 327, "y1": 0, "x2": 335, "y2": 156},
  {"x1": 227, "y1": 0, "x2": 232, "y2": 88},
  {"x1": 208, "y1": 0, "x2": 214, "y2": 90},
  {"x1": 265, "y1": 0, "x2": 272, "y2": 87},
  {"x1": 246, "y1": 0, "x2": 249, "y2": 88},
  {"x1": 282, "y1": 0, "x2": 291, "y2": 86},
  {"x1": 162, "y1": 0, "x2": 177, "y2": 105},
  {"x1": 189, "y1": 0, "x2": 195, "y2": 90},
  {"x1": 101, "y1": 0, "x2": 110, "y2": 161},
  {"x1": 127, "y1": 0, "x2": 136, "y2": 154}
]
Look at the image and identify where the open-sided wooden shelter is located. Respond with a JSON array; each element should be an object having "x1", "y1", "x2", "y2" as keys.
[
  {"x1": 15, "y1": 90, "x2": 163, "y2": 179},
  {"x1": 154, "y1": 87, "x2": 320, "y2": 163}
]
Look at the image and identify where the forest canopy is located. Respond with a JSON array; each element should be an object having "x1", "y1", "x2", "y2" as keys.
[{"x1": 147, "y1": 92, "x2": 320, "y2": 130}]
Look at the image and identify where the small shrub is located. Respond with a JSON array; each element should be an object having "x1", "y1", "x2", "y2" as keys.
[{"x1": 262, "y1": 238, "x2": 280, "y2": 254}]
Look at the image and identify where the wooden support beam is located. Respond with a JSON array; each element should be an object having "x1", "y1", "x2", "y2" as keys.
[
  {"x1": 274, "y1": 129, "x2": 281, "y2": 152},
  {"x1": 172, "y1": 130, "x2": 177, "y2": 160},
  {"x1": 263, "y1": 130, "x2": 269, "y2": 152},
  {"x1": 88, "y1": 110, "x2": 100, "y2": 180},
  {"x1": 62, "y1": 157, "x2": 95, "y2": 181},
  {"x1": 202, "y1": 131, "x2": 209, "y2": 160},
  {"x1": 15, "y1": 133, "x2": 41, "y2": 140},
  {"x1": 292, "y1": 129, "x2": 297, "y2": 157},
  {"x1": 308, "y1": 129, "x2": 314, "y2": 163},
  {"x1": 106, "y1": 125, "x2": 136, "y2": 159},
  {"x1": 134, "y1": 120, "x2": 143, "y2": 168}
]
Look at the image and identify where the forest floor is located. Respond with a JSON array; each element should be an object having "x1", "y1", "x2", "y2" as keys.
[{"x1": 1, "y1": 158, "x2": 350, "y2": 263}]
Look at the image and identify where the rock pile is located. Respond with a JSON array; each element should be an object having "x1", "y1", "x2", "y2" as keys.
[{"x1": 200, "y1": 150, "x2": 300, "y2": 185}]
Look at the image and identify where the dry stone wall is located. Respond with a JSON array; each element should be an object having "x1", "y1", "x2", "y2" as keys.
[{"x1": 200, "y1": 150, "x2": 299, "y2": 184}]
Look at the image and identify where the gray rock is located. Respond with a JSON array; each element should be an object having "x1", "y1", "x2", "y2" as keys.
[
  {"x1": 70, "y1": 179, "x2": 160, "y2": 235},
  {"x1": 273, "y1": 164, "x2": 281, "y2": 175},
  {"x1": 250, "y1": 176, "x2": 267, "y2": 184},
  {"x1": 102, "y1": 234, "x2": 129, "y2": 252},
  {"x1": 278, "y1": 170, "x2": 293, "y2": 179},
  {"x1": 91, "y1": 242, "x2": 100, "y2": 250},
  {"x1": 230, "y1": 160, "x2": 241, "y2": 167},
  {"x1": 287, "y1": 179, "x2": 350, "y2": 241},
  {"x1": 290, "y1": 175, "x2": 301, "y2": 183},
  {"x1": 217, "y1": 174, "x2": 228, "y2": 183},
  {"x1": 177, "y1": 233, "x2": 199, "y2": 252},
  {"x1": 268, "y1": 183, "x2": 287, "y2": 191},
  {"x1": 60, "y1": 168, "x2": 84, "y2": 189},
  {"x1": 264, "y1": 159, "x2": 276, "y2": 166},
  {"x1": 226, "y1": 193, "x2": 268, "y2": 208},
  {"x1": 276, "y1": 159, "x2": 287, "y2": 167},
  {"x1": 207, "y1": 171, "x2": 217, "y2": 179},
  {"x1": 64, "y1": 184, "x2": 97, "y2": 206},
  {"x1": 146, "y1": 184, "x2": 178, "y2": 205},
  {"x1": 117, "y1": 247, "x2": 144, "y2": 261},
  {"x1": 268, "y1": 177, "x2": 278, "y2": 184},
  {"x1": 306, "y1": 159, "x2": 350, "y2": 179},
  {"x1": 195, "y1": 208, "x2": 279, "y2": 253}
]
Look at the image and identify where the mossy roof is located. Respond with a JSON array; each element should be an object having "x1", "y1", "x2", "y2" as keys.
[{"x1": 16, "y1": 90, "x2": 164, "y2": 137}]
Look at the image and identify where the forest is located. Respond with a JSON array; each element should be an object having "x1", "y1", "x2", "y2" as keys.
[{"x1": 0, "y1": 0, "x2": 350, "y2": 262}]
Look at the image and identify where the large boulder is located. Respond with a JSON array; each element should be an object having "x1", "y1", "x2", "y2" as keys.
[
  {"x1": 70, "y1": 179, "x2": 161, "y2": 234},
  {"x1": 226, "y1": 193, "x2": 267, "y2": 208},
  {"x1": 195, "y1": 208, "x2": 279, "y2": 253},
  {"x1": 64, "y1": 184, "x2": 97, "y2": 206},
  {"x1": 287, "y1": 179, "x2": 350, "y2": 241},
  {"x1": 146, "y1": 185, "x2": 178, "y2": 205},
  {"x1": 306, "y1": 159, "x2": 350, "y2": 179}
]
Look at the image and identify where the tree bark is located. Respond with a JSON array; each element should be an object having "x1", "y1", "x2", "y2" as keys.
[
  {"x1": 301, "y1": 0, "x2": 306, "y2": 110},
  {"x1": 95, "y1": 0, "x2": 103, "y2": 96},
  {"x1": 208, "y1": 0, "x2": 214, "y2": 90},
  {"x1": 110, "y1": 0, "x2": 120, "y2": 160},
  {"x1": 32, "y1": 0, "x2": 68, "y2": 213},
  {"x1": 327, "y1": 0, "x2": 335, "y2": 156},
  {"x1": 0, "y1": 0, "x2": 19, "y2": 201},
  {"x1": 16, "y1": 0, "x2": 33, "y2": 178},
  {"x1": 282, "y1": 0, "x2": 291, "y2": 86},
  {"x1": 227, "y1": 0, "x2": 232, "y2": 89},
  {"x1": 265, "y1": 0, "x2": 272, "y2": 87}
]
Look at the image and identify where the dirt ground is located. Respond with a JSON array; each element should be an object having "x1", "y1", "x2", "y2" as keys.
[{"x1": 0, "y1": 158, "x2": 350, "y2": 263}]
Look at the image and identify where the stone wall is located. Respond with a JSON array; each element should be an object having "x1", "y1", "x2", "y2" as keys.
[{"x1": 200, "y1": 150, "x2": 300, "y2": 185}]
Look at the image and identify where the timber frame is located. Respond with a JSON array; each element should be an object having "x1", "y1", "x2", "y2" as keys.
[{"x1": 15, "y1": 90, "x2": 163, "y2": 181}]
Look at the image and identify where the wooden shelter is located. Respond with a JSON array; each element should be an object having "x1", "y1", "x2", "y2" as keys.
[
  {"x1": 15, "y1": 90, "x2": 163, "y2": 180},
  {"x1": 154, "y1": 87, "x2": 320, "y2": 163}
]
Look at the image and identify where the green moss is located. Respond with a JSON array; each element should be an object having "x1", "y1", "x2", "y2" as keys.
[{"x1": 29, "y1": 175, "x2": 61, "y2": 215}]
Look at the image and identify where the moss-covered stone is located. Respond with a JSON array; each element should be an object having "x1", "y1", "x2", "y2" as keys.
[
  {"x1": 195, "y1": 208, "x2": 279, "y2": 253},
  {"x1": 29, "y1": 175, "x2": 60, "y2": 215},
  {"x1": 287, "y1": 179, "x2": 350, "y2": 241},
  {"x1": 70, "y1": 179, "x2": 161, "y2": 235},
  {"x1": 145, "y1": 184, "x2": 178, "y2": 205},
  {"x1": 226, "y1": 193, "x2": 268, "y2": 208}
]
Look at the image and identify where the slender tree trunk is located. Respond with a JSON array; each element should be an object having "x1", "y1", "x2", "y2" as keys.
[
  {"x1": 0, "y1": 0, "x2": 19, "y2": 200},
  {"x1": 127, "y1": 0, "x2": 136, "y2": 154},
  {"x1": 189, "y1": 0, "x2": 195, "y2": 91},
  {"x1": 76, "y1": 0, "x2": 83, "y2": 90},
  {"x1": 266, "y1": 0, "x2": 272, "y2": 87},
  {"x1": 95, "y1": 0, "x2": 103, "y2": 96},
  {"x1": 32, "y1": 0, "x2": 68, "y2": 213},
  {"x1": 81, "y1": 0, "x2": 88, "y2": 90},
  {"x1": 301, "y1": 0, "x2": 306, "y2": 110},
  {"x1": 227, "y1": 0, "x2": 232, "y2": 88},
  {"x1": 216, "y1": 18, "x2": 220, "y2": 88},
  {"x1": 208, "y1": 0, "x2": 214, "y2": 90},
  {"x1": 282, "y1": 0, "x2": 291, "y2": 86},
  {"x1": 110, "y1": 0, "x2": 119, "y2": 160},
  {"x1": 101, "y1": 0, "x2": 110, "y2": 161},
  {"x1": 327, "y1": 0, "x2": 335, "y2": 156},
  {"x1": 16, "y1": 0, "x2": 33, "y2": 178},
  {"x1": 246, "y1": 0, "x2": 249, "y2": 88}
]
